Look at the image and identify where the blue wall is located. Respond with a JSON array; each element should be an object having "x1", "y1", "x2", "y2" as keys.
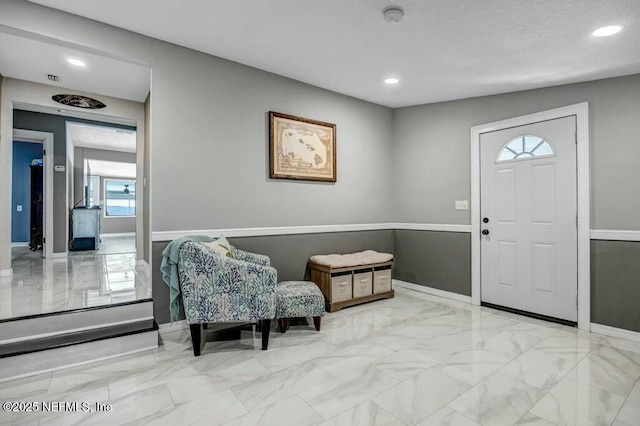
[{"x1": 12, "y1": 141, "x2": 43, "y2": 243}]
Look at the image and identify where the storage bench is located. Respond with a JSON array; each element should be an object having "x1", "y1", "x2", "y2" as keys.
[{"x1": 307, "y1": 251, "x2": 394, "y2": 312}]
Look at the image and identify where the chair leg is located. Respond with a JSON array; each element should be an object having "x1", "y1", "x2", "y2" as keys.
[
  {"x1": 278, "y1": 318, "x2": 288, "y2": 333},
  {"x1": 313, "y1": 316, "x2": 321, "y2": 331},
  {"x1": 190, "y1": 324, "x2": 202, "y2": 356},
  {"x1": 261, "y1": 319, "x2": 271, "y2": 350}
]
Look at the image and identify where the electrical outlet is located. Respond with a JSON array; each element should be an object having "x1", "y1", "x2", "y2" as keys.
[
  {"x1": 16, "y1": 205, "x2": 22, "y2": 212},
  {"x1": 455, "y1": 200, "x2": 468, "y2": 210}
]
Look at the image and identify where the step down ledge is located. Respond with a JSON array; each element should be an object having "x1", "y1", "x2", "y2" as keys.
[
  {"x1": 0, "y1": 326, "x2": 158, "y2": 382},
  {"x1": 0, "y1": 316, "x2": 155, "y2": 345},
  {"x1": 0, "y1": 320, "x2": 156, "y2": 358},
  {"x1": 0, "y1": 299, "x2": 153, "y2": 342}
]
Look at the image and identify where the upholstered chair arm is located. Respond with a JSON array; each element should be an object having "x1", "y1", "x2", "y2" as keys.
[
  {"x1": 233, "y1": 248, "x2": 271, "y2": 266},
  {"x1": 178, "y1": 242, "x2": 277, "y2": 324}
]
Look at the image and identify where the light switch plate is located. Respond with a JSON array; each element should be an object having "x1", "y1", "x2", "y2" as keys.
[
  {"x1": 17, "y1": 205, "x2": 22, "y2": 212},
  {"x1": 455, "y1": 200, "x2": 469, "y2": 210}
]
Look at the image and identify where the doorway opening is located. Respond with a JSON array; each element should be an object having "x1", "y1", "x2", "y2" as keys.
[
  {"x1": 10, "y1": 130, "x2": 54, "y2": 263},
  {"x1": 68, "y1": 122, "x2": 138, "y2": 257}
]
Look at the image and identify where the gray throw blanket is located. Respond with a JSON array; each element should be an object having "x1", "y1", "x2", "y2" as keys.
[{"x1": 160, "y1": 235, "x2": 215, "y2": 322}]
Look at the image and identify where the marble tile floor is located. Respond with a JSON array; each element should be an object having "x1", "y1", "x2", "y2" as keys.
[
  {"x1": 1, "y1": 287, "x2": 639, "y2": 425},
  {"x1": 1, "y1": 247, "x2": 149, "y2": 320},
  {"x1": 67, "y1": 236, "x2": 136, "y2": 257},
  {"x1": 11, "y1": 236, "x2": 135, "y2": 263}
]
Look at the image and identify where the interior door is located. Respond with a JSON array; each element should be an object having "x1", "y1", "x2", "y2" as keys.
[{"x1": 480, "y1": 116, "x2": 577, "y2": 322}]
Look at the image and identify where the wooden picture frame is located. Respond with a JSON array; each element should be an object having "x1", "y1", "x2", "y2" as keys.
[{"x1": 269, "y1": 111, "x2": 336, "y2": 182}]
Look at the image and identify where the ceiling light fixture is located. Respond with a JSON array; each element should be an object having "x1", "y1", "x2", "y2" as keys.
[
  {"x1": 384, "y1": 78, "x2": 400, "y2": 84},
  {"x1": 382, "y1": 6, "x2": 404, "y2": 23},
  {"x1": 592, "y1": 25, "x2": 623, "y2": 37},
  {"x1": 67, "y1": 58, "x2": 86, "y2": 67}
]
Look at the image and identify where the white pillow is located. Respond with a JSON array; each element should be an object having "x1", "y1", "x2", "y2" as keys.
[{"x1": 201, "y1": 235, "x2": 235, "y2": 258}]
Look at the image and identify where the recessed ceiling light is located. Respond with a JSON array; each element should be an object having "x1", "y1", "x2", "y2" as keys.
[
  {"x1": 384, "y1": 78, "x2": 400, "y2": 85},
  {"x1": 592, "y1": 25, "x2": 623, "y2": 37},
  {"x1": 67, "y1": 58, "x2": 86, "y2": 67}
]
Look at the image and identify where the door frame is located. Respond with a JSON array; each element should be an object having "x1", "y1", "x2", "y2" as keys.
[
  {"x1": 12, "y1": 129, "x2": 55, "y2": 260},
  {"x1": 470, "y1": 103, "x2": 590, "y2": 330}
]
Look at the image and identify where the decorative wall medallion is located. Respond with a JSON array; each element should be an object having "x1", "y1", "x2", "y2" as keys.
[{"x1": 52, "y1": 94, "x2": 106, "y2": 109}]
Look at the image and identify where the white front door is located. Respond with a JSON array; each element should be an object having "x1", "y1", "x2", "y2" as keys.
[{"x1": 480, "y1": 116, "x2": 577, "y2": 322}]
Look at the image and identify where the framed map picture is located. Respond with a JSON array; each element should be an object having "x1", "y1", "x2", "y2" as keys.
[{"x1": 269, "y1": 111, "x2": 336, "y2": 182}]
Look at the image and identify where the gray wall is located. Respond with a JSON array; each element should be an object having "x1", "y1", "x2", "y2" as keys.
[
  {"x1": 393, "y1": 74, "x2": 640, "y2": 230},
  {"x1": 591, "y1": 240, "x2": 640, "y2": 333},
  {"x1": 391, "y1": 74, "x2": 640, "y2": 330},
  {"x1": 150, "y1": 50, "x2": 394, "y2": 232},
  {"x1": 0, "y1": 2, "x2": 394, "y2": 235},
  {"x1": 394, "y1": 230, "x2": 471, "y2": 296},
  {"x1": 152, "y1": 230, "x2": 393, "y2": 324},
  {"x1": 3, "y1": 3, "x2": 639, "y2": 333}
]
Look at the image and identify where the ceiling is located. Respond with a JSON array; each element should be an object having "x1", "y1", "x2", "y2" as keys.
[
  {"x1": 26, "y1": 0, "x2": 640, "y2": 107},
  {"x1": 0, "y1": 31, "x2": 150, "y2": 103},
  {"x1": 68, "y1": 122, "x2": 136, "y2": 153}
]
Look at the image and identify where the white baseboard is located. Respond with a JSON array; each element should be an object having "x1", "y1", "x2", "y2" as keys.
[
  {"x1": 393, "y1": 279, "x2": 472, "y2": 303},
  {"x1": 11, "y1": 242, "x2": 29, "y2": 247},
  {"x1": 590, "y1": 323, "x2": 640, "y2": 343},
  {"x1": 0, "y1": 269, "x2": 12, "y2": 278},
  {"x1": 51, "y1": 252, "x2": 68, "y2": 259}
]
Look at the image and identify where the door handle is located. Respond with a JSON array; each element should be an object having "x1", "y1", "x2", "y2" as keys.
[
  {"x1": 483, "y1": 217, "x2": 489, "y2": 223},
  {"x1": 481, "y1": 229, "x2": 490, "y2": 235}
]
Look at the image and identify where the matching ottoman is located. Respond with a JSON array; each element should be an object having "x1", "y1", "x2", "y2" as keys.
[{"x1": 276, "y1": 281, "x2": 325, "y2": 333}]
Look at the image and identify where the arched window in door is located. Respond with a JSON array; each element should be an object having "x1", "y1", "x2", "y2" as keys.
[{"x1": 497, "y1": 135, "x2": 555, "y2": 162}]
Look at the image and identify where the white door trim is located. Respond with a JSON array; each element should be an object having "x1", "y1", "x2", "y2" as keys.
[
  {"x1": 470, "y1": 103, "x2": 590, "y2": 330},
  {"x1": 12, "y1": 129, "x2": 54, "y2": 260}
]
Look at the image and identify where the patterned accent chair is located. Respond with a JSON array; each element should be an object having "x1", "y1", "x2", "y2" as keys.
[
  {"x1": 178, "y1": 242, "x2": 277, "y2": 355},
  {"x1": 276, "y1": 281, "x2": 325, "y2": 333}
]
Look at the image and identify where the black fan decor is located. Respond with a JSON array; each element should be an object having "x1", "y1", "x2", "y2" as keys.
[{"x1": 52, "y1": 94, "x2": 106, "y2": 109}]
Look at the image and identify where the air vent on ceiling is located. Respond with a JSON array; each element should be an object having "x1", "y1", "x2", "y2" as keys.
[{"x1": 47, "y1": 74, "x2": 60, "y2": 83}]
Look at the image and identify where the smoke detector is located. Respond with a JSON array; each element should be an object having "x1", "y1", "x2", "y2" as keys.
[{"x1": 383, "y1": 6, "x2": 404, "y2": 23}]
